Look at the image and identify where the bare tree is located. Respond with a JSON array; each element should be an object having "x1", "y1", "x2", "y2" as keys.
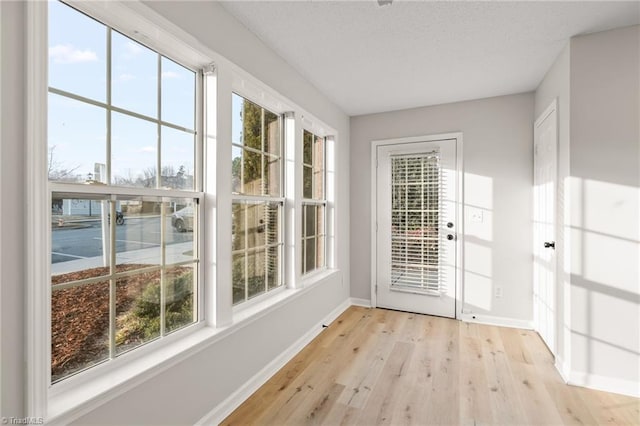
[{"x1": 48, "y1": 145, "x2": 80, "y2": 182}]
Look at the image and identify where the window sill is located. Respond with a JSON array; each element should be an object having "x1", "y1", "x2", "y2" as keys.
[
  {"x1": 48, "y1": 323, "x2": 214, "y2": 423},
  {"x1": 47, "y1": 268, "x2": 341, "y2": 424}
]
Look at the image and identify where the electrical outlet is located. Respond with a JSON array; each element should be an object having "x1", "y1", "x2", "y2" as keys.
[{"x1": 495, "y1": 286, "x2": 503, "y2": 299}]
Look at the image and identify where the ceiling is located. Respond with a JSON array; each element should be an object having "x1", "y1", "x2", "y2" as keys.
[{"x1": 219, "y1": 1, "x2": 639, "y2": 116}]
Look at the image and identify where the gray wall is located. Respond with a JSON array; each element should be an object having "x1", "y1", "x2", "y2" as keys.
[
  {"x1": 0, "y1": 1, "x2": 350, "y2": 423},
  {"x1": 534, "y1": 44, "x2": 572, "y2": 373},
  {"x1": 569, "y1": 25, "x2": 639, "y2": 389},
  {"x1": 534, "y1": 24, "x2": 640, "y2": 395},
  {"x1": 0, "y1": 1, "x2": 27, "y2": 419},
  {"x1": 73, "y1": 280, "x2": 345, "y2": 425},
  {"x1": 350, "y1": 93, "x2": 535, "y2": 322}
]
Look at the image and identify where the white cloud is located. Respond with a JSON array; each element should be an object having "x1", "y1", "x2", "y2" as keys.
[
  {"x1": 126, "y1": 41, "x2": 143, "y2": 56},
  {"x1": 138, "y1": 146, "x2": 156, "y2": 153},
  {"x1": 118, "y1": 73, "x2": 135, "y2": 82},
  {"x1": 49, "y1": 44, "x2": 98, "y2": 64},
  {"x1": 161, "y1": 71, "x2": 180, "y2": 80}
]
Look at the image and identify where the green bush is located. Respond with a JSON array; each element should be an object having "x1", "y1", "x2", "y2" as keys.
[{"x1": 132, "y1": 270, "x2": 194, "y2": 337}]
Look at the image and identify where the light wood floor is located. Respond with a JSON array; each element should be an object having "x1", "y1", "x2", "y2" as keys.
[{"x1": 222, "y1": 306, "x2": 640, "y2": 425}]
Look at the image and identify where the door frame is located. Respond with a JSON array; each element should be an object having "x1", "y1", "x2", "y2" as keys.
[
  {"x1": 370, "y1": 132, "x2": 464, "y2": 318},
  {"x1": 533, "y1": 99, "x2": 558, "y2": 354}
]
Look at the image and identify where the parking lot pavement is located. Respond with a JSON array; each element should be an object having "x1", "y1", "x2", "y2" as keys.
[{"x1": 51, "y1": 241, "x2": 195, "y2": 275}]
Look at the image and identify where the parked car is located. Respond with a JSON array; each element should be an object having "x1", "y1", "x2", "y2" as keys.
[
  {"x1": 171, "y1": 206, "x2": 194, "y2": 232},
  {"x1": 108, "y1": 211, "x2": 125, "y2": 225}
]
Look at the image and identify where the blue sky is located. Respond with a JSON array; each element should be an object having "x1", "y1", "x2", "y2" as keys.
[{"x1": 48, "y1": 0, "x2": 197, "y2": 186}]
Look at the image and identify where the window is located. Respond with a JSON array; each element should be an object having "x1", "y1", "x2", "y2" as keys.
[
  {"x1": 231, "y1": 94, "x2": 283, "y2": 305},
  {"x1": 48, "y1": 1, "x2": 200, "y2": 383},
  {"x1": 301, "y1": 130, "x2": 326, "y2": 274}
]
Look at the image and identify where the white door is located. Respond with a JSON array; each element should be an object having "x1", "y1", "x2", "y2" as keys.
[
  {"x1": 375, "y1": 139, "x2": 458, "y2": 318},
  {"x1": 533, "y1": 101, "x2": 558, "y2": 354}
]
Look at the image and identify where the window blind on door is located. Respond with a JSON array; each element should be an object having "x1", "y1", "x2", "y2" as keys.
[{"x1": 390, "y1": 152, "x2": 447, "y2": 294}]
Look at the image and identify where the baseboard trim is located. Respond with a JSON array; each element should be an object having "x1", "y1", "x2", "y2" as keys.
[
  {"x1": 195, "y1": 298, "x2": 351, "y2": 425},
  {"x1": 460, "y1": 313, "x2": 533, "y2": 330},
  {"x1": 349, "y1": 297, "x2": 371, "y2": 307},
  {"x1": 554, "y1": 356, "x2": 571, "y2": 383},
  {"x1": 568, "y1": 371, "x2": 640, "y2": 398}
]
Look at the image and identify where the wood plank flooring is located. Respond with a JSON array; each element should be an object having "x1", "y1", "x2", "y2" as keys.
[{"x1": 222, "y1": 306, "x2": 640, "y2": 425}]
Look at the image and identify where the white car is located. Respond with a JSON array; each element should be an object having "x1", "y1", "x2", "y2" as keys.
[{"x1": 171, "y1": 206, "x2": 194, "y2": 232}]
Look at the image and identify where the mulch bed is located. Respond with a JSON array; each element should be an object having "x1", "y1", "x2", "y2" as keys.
[{"x1": 51, "y1": 264, "x2": 176, "y2": 382}]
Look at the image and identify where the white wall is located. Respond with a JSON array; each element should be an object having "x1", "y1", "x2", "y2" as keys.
[
  {"x1": 534, "y1": 25, "x2": 640, "y2": 397},
  {"x1": 534, "y1": 44, "x2": 572, "y2": 376},
  {"x1": 0, "y1": 1, "x2": 27, "y2": 419},
  {"x1": 568, "y1": 25, "x2": 639, "y2": 395},
  {"x1": 350, "y1": 93, "x2": 535, "y2": 324},
  {"x1": 0, "y1": 1, "x2": 350, "y2": 423}
]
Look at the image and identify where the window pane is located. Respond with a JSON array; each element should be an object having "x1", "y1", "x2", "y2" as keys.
[
  {"x1": 241, "y1": 99, "x2": 262, "y2": 151},
  {"x1": 243, "y1": 148, "x2": 262, "y2": 195},
  {"x1": 267, "y1": 245, "x2": 280, "y2": 290},
  {"x1": 305, "y1": 237, "x2": 316, "y2": 273},
  {"x1": 317, "y1": 234, "x2": 326, "y2": 270},
  {"x1": 161, "y1": 126, "x2": 194, "y2": 190},
  {"x1": 303, "y1": 130, "x2": 313, "y2": 165},
  {"x1": 314, "y1": 136, "x2": 325, "y2": 199},
  {"x1": 51, "y1": 281, "x2": 109, "y2": 382},
  {"x1": 265, "y1": 203, "x2": 280, "y2": 246},
  {"x1": 264, "y1": 110, "x2": 280, "y2": 156},
  {"x1": 247, "y1": 250, "x2": 266, "y2": 299},
  {"x1": 161, "y1": 57, "x2": 195, "y2": 129},
  {"x1": 232, "y1": 253, "x2": 245, "y2": 305},
  {"x1": 48, "y1": 93, "x2": 106, "y2": 183},
  {"x1": 305, "y1": 204, "x2": 316, "y2": 237},
  {"x1": 232, "y1": 201, "x2": 282, "y2": 302},
  {"x1": 51, "y1": 197, "x2": 111, "y2": 277},
  {"x1": 301, "y1": 239, "x2": 306, "y2": 274},
  {"x1": 49, "y1": 0, "x2": 106, "y2": 103},
  {"x1": 317, "y1": 205, "x2": 326, "y2": 237},
  {"x1": 165, "y1": 264, "x2": 196, "y2": 333},
  {"x1": 115, "y1": 201, "x2": 161, "y2": 269},
  {"x1": 232, "y1": 94, "x2": 282, "y2": 198},
  {"x1": 302, "y1": 203, "x2": 325, "y2": 274},
  {"x1": 166, "y1": 200, "x2": 196, "y2": 261},
  {"x1": 232, "y1": 94, "x2": 244, "y2": 146},
  {"x1": 246, "y1": 203, "x2": 267, "y2": 250},
  {"x1": 111, "y1": 31, "x2": 158, "y2": 118},
  {"x1": 232, "y1": 203, "x2": 246, "y2": 251},
  {"x1": 111, "y1": 111, "x2": 157, "y2": 187},
  {"x1": 264, "y1": 155, "x2": 281, "y2": 196},
  {"x1": 303, "y1": 165, "x2": 312, "y2": 199},
  {"x1": 116, "y1": 272, "x2": 160, "y2": 355},
  {"x1": 232, "y1": 146, "x2": 243, "y2": 194}
]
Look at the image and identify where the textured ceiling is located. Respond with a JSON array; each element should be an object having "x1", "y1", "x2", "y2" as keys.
[{"x1": 220, "y1": 1, "x2": 639, "y2": 116}]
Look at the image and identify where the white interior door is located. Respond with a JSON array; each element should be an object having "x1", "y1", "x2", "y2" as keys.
[
  {"x1": 375, "y1": 139, "x2": 457, "y2": 318},
  {"x1": 533, "y1": 101, "x2": 558, "y2": 354}
]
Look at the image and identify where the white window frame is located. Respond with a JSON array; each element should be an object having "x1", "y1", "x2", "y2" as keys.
[
  {"x1": 47, "y1": 3, "x2": 204, "y2": 385},
  {"x1": 27, "y1": 0, "x2": 214, "y2": 420},
  {"x1": 230, "y1": 93, "x2": 285, "y2": 306},
  {"x1": 26, "y1": 1, "x2": 341, "y2": 421},
  {"x1": 301, "y1": 129, "x2": 328, "y2": 275}
]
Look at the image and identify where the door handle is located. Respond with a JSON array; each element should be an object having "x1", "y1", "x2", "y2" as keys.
[
  {"x1": 544, "y1": 241, "x2": 555, "y2": 249},
  {"x1": 447, "y1": 234, "x2": 455, "y2": 241}
]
